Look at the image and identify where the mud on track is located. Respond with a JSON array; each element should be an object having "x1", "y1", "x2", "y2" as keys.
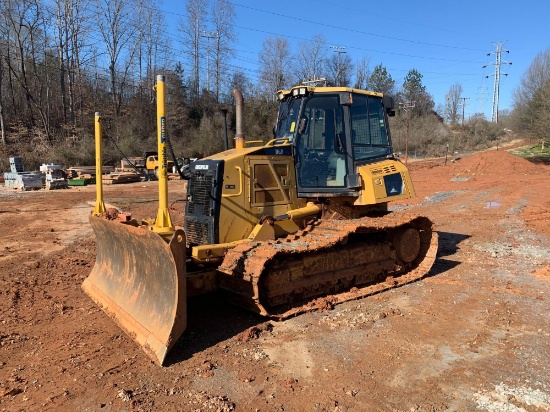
[{"x1": 1, "y1": 148, "x2": 549, "y2": 411}]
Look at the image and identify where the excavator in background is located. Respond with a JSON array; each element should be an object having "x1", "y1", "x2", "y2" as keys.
[{"x1": 82, "y1": 75, "x2": 438, "y2": 365}]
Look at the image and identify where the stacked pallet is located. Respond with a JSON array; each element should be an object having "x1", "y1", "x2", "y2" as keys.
[
  {"x1": 40, "y1": 164, "x2": 68, "y2": 190},
  {"x1": 66, "y1": 166, "x2": 114, "y2": 177},
  {"x1": 67, "y1": 165, "x2": 114, "y2": 186},
  {"x1": 3, "y1": 172, "x2": 42, "y2": 190},
  {"x1": 3, "y1": 157, "x2": 42, "y2": 190},
  {"x1": 102, "y1": 172, "x2": 141, "y2": 184}
]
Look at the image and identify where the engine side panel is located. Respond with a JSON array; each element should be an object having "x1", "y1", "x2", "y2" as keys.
[{"x1": 354, "y1": 159, "x2": 416, "y2": 205}]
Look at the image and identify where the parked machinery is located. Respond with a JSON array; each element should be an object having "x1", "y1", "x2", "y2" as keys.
[{"x1": 82, "y1": 76, "x2": 438, "y2": 365}]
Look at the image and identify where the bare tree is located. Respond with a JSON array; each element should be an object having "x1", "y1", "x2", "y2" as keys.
[
  {"x1": 0, "y1": 0, "x2": 6, "y2": 144},
  {"x1": 3, "y1": 0, "x2": 52, "y2": 141},
  {"x1": 68, "y1": 0, "x2": 94, "y2": 126},
  {"x1": 528, "y1": 79, "x2": 550, "y2": 139},
  {"x1": 211, "y1": 0, "x2": 236, "y2": 102},
  {"x1": 228, "y1": 71, "x2": 252, "y2": 100},
  {"x1": 513, "y1": 47, "x2": 550, "y2": 137},
  {"x1": 0, "y1": 0, "x2": 17, "y2": 135},
  {"x1": 327, "y1": 50, "x2": 353, "y2": 87},
  {"x1": 95, "y1": 0, "x2": 139, "y2": 116},
  {"x1": 0, "y1": 45, "x2": 5, "y2": 145},
  {"x1": 354, "y1": 55, "x2": 370, "y2": 90},
  {"x1": 258, "y1": 36, "x2": 292, "y2": 97},
  {"x1": 445, "y1": 83, "x2": 463, "y2": 125},
  {"x1": 3, "y1": 0, "x2": 36, "y2": 125},
  {"x1": 514, "y1": 48, "x2": 550, "y2": 108},
  {"x1": 294, "y1": 34, "x2": 328, "y2": 84},
  {"x1": 179, "y1": 0, "x2": 208, "y2": 99},
  {"x1": 53, "y1": 0, "x2": 78, "y2": 126},
  {"x1": 62, "y1": 0, "x2": 92, "y2": 128},
  {"x1": 135, "y1": 0, "x2": 166, "y2": 100}
]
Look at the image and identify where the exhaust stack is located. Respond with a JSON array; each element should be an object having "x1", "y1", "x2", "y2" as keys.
[{"x1": 232, "y1": 89, "x2": 245, "y2": 149}]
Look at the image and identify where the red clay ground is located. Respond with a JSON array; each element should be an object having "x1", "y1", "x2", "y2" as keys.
[{"x1": 1, "y1": 145, "x2": 549, "y2": 411}]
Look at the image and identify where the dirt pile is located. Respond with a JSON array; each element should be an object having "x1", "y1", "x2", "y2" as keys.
[{"x1": 448, "y1": 150, "x2": 550, "y2": 176}]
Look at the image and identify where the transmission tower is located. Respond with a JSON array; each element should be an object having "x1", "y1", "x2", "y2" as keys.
[
  {"x1": 483, "y1": 42, "x2": 512, "y2": 123},
  {"x1": 478, "y1": 83, "x2": 487, "y2": 116}
]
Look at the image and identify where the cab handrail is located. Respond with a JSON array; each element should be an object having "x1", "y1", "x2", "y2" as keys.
[{"x1": 264, "y1": 138, "x2": 290, "y2": 146}]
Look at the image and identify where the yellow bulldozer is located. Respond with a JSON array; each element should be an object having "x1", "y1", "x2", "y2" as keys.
[{"x1": 83, "y1": 75, "x2": 438, "y2": 365}]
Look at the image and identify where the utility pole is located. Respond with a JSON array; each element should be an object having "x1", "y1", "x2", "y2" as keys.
[
  {"x1": 330, "y1": 45, "x2": 347, "y2": 86},
  {"x1": 399, "y1": 101, "x2": 415, "y2": 165},
  {"x1": 483, "y1": 41, "x2": 512, "y2": 123},
  {"x1": 459, "y1": 97, "x2": 470, "y2": 136},
  {"x1": 201, "y1": 30, "x2": 218, "y2": 93}
]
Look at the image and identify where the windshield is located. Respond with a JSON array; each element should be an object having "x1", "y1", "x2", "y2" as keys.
[
  {"x1": 274, "y1": 97, "x2": 302, "y2": 140},
  {"x1": 295, "y1": 94, "x2": 347, "y2": 188}
]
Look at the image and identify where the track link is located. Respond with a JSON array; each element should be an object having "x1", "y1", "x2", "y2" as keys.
[{"x1": 217, "y1": 214, "x2": 438, "y2": 319}]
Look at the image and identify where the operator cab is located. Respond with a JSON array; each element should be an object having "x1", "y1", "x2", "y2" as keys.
[{"x1": 274, "y1": 86, "x2": 396, "y2": 198}]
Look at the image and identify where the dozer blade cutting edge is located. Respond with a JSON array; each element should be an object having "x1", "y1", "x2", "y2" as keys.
[{"x1": 82, "y1": 215, "x2": 186, "y2": 365}]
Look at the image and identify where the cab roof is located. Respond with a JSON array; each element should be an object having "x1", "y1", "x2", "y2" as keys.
[{"x1": 276, "y1": 85, "x2": 384, "y2": 101}]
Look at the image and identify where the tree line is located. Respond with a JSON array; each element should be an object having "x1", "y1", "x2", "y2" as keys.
[
  {"x1": 0, "y1": 0, "x2": 546, "y2": 171},
  {"x1": 512, "y1": 47, "x2": 550, "y2": 142}
]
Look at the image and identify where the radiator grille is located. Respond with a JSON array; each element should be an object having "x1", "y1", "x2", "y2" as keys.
[
  {"x1": 187, "y1": 174, "x2": 213, "y2": 216},
  {"x1": 184, "y1": 160, "x2": 223, "y2": 247},
  {"x1": 370, "y1": 164, "x2": 397, "y2": 176},
  {"x1": 185, "y1": 220, "x2": 210, "y2": 246}
]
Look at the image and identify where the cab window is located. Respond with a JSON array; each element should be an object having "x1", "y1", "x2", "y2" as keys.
[
  {"x1": 275, "y1": 98, "x2": 302, "y2": 140},
  {"x1": 350, "y1": 95, "x2": 391, "y2": 161}
]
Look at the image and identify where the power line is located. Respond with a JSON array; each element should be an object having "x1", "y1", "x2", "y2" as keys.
[
  {"x1": 230, "y1": 2, "x2": 486, "y2": 52},
  {"x1": 235, "y1": 25, "x2": 485, "y2": 65}
]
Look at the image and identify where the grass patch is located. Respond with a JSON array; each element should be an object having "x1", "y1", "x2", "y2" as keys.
[
  {"x1": 509, "y1": 142, "x2": 550, "y2": 157},
  {"x1": 509, "y1": 141, "x2": 550, "y2": 164}
]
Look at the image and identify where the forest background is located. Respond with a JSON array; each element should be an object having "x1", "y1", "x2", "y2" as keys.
[{"x1": 1, "y1": 0, "x2": 549, "y2": 172}]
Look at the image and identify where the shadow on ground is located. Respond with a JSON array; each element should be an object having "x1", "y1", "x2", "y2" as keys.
[
  {"x1": 423, "y1": 231, "x2": 470, "y2": 280},
  {"x1": 165, "y1": 291, "x2": 264, "y2": 366},
  {"x1": 166, "y1": 230, "x2": 472, "y2": 365}
]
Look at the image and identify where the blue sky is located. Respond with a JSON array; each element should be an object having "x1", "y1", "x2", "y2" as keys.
[{"x1": 161, "y1": 0, "x2": 549, "y2": 120}]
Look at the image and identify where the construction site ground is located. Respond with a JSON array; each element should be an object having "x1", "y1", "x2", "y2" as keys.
[{"x1": 1, "y1": 145, "x2": 549, "y2": 411}]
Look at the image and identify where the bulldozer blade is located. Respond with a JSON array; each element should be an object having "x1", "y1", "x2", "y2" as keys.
[{"x1": 83, "y1": 215, "x2": 186, "y2": 365}]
